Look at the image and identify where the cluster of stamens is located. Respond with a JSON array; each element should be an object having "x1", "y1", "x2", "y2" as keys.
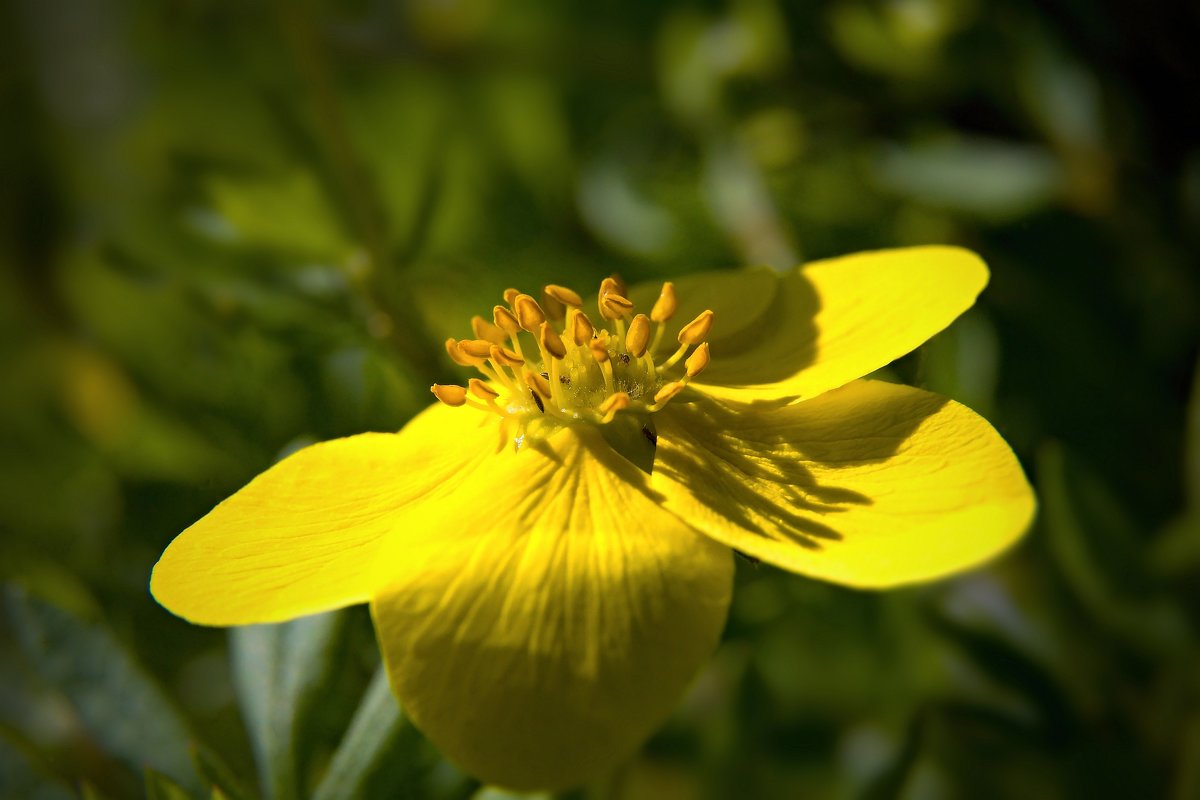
[{"x1": 431, "y1": 275, "x2": 713, "y2": 440}]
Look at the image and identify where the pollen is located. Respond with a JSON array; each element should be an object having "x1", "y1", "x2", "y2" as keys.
[{"x1": 433, "y1": 277, "x2": 715, "y2": 445}]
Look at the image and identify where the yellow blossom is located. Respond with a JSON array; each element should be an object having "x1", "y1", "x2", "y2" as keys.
[{"x1": 150, "y1": 245, "x2": 1035, "y2": 791}]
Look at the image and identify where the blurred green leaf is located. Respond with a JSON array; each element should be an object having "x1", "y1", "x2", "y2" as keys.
[
  {"x1": 470, "y1": 787, "x2": 552, "y2": 800},
  {"x1": 927, "y1": 611, "x2": 1075, "y2": 745},
  {"x1": 145, "y1": 768, "x2": 195, "y2": 800},
  {"x1": 190, "y1": 742, "x2": 252, "y2": 800},
  {"x1": 857, "y1": 712, "x2": 925, "y2": 800},
  {"x1": 1038, "y1": 443, "x2": 1192, "y2": 654},
  {"x1": 230, "y1": 611, "x2": 345, "y2": 800},
  {"x1": 0, "y1": 728, "x2": 76, "y2": 800},
  {"x1": 4, "y1": 586, "x2": 204, "y2": 795},
  {"x1": 918, "y1": 310, "x2": 999, "y2": 416},
  {"x1": 875, "y1": 138, "x2": 1063, "y2": 221},
  {"x1": 205, "y1": 169, "x2": 350, "y2": 259}
]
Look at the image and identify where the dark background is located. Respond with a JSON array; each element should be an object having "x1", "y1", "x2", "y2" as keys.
[{"x1": 2, "y1": 1, "x2": 1198, "y2": 798}]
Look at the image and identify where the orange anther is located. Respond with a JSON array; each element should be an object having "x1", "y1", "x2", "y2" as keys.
[
  {"x1": 489, "y1": 344, "x2": 524, "y2": 368},
  {"x1": 650, "y1": 281, "x2": 677, "y2": 323},
  {"x1": 626, "y1": 314, "x2": 651, "y2": 358},
  {"x1": 677, "y1": 309, "x2": 714, "y2": 345},
  {"x1": 493, "y1": 305, "x2": 521, "y2": 336},
  {"x1": 684, "y1": 341, "x2": 710, "y2": 377},
  {"x1": 472, "y1": 315, "x2": 507, "y2": 345},
  {"x1": 544, "y1": 284, "x2": 583, "y2": 307},
  {"x1": 513, "y1": 294, "x2": 547, "y2": 332},
  {"x1": 431, "y1": 383, "x2": 468, "y2": 407},
  {"x1": 468, "y1": 378, "x2": 500, "y2": 400},
  {"x1": 570, "y1": 309, "x2": 595, "y2": 346},
  {"x1": 654, "y1": 381, "x2": 687, "y2": 405},
  {"x1": 540, "y1": 322, "x2": 567, "y2": 360}
]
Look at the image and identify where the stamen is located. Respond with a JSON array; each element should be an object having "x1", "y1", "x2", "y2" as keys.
[
  {"x1": 601, "y1": 293, "x2": 634, "y2": 320},
  {"x1": 590, "y1": 335, "x2": 615, "y2": 394},
  {"x1": 445, "y1": 338, "x2": 478, "y2": 367},
  {"x1": 685, "y1": 341, "x2": 710, "y2": 377},
  {"x1": 589, "y1": 336, "x2": 610, "y2": 363},
  {"x1": 489, "y1": 344, "x2": 524, "y2": 368},
  {"x1": 513, "y1": 294, "x2": 547, "y2": 332},
  {"x1": 626, "y1": 314, "x2": 651, "y2": 358},
  {"x1": 653, "y1": 381, "x2": 686, "y2": 405},
  {"x1": 459, "y1": 339, "x2": 495, "y2": 360},
  {"x1": 525, "y1": 371, "x2": 554, "y2": 402},
  {"x1": 541, "y1": 288, "x2": 566, "y2": 322},
  {"x1": 431, "y1": 383, "x2": 468, "y2": 407},
  {"x1": 435, "y1": 274, "x2": 713, "y2": 436},
  {"x1": 650, "y1": 282, "x2": 677, "y2": 322},
  {"x1": 544, "y1": 284, "x2": 584, "y2": 308},
  {"x1": 677, "y1": 309, "x2": 714, "y2": 345},
  {"x1": 468, "y1": 378, "x2": 499, "y2": 400},
  {"x1": 598, "y1": 391, "x2": 631, "y2": 423},
  {"x1": 493, "y1": 305, "x2": 521, "y2": 337},
  {"x1": 607, "y1": 274, "x2": 627, "y2": 297},
  {"x1": 539, "y1": 322, "x2": 567, "y2": 360},
  {"x1": 570, "y1": 308, "x2": 594, "y2": 346},
  {"x1": 472, "y1": 315, "x2": 507, "y2": 345},
  {"x1": 598, "y1": 277, "x2": 623, "y2": 320}
]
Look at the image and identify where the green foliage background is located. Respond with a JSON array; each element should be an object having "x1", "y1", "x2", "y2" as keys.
[{"x1": 2, "y1": 0, "x2": 1198, "y2": 798}]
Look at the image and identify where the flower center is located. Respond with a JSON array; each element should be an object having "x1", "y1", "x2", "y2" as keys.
[{"x1": 431, "y1": 276, "x2": 713, "y2": 445}]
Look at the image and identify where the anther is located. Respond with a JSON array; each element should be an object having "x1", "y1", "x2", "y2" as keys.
[
  {"x1": 677, "y1": 309, "x2": 714, "y2": 345},
  {"x1": 525, "y1": 370, "x2": 553, "y2": 401},
  {"x1": 502, "y1": 288, "x2": 520, "y2": 304},
  {"x1": 599, "y1": 391, "x2": 631, "y2": 422},
  {"x1": 685, "y1": 341, "x2": 710, "y2": 377},
  {"x1": 445, "y1": 338, "x2": 478, "y2": 367},
  {"x1": 539, "y1": 322, "x2": 567, "y2": 360},
  {"x1": 513, "y1": 294, "x2": 547, "y2": 332},
  {"x1": 570, "y1": 308, "x2": 595, "y2": 346},
  {"x1": 468, "y1": 378, "x2": 499, "y2": 400},
  {"x1": 654, "y1": 381, "x2": 687, "y2": 405},
  {"x1": 493, "y1": 305, "x2": 521, "y2": 336},
  {"x1": 459, "y1": 339, "x2": 495, "y2": 360},
  {"x1": 544, "y1": 284, "x2": 583, "y2": 308},
  {"x1": 601, "y1": 293, "x2": 634, "y2": 319},
  {"x1": 541, "y1": 289, "x2": 566, "y2": 322},
  {"x1": 626, "y1": 314, "x2": 651, "y2": 358},
  {"x1": 431, "y1": 383, "x2": 468, "y2": 407},
  {"x1": 590, "y1": 337, "x2": 611, "y2": 363},
  {"x1": 650, "y1": 281, "x2": 677, "y2": 323},
  {"x1": 606, "y1": 274, "x2": 627, "y2": 297},
  {"x1": 490, "y1": 344, "x2": 524, "y2": 368},
  {"x1": 472, "y1": 315, "x2": 507, "y2": 345}
]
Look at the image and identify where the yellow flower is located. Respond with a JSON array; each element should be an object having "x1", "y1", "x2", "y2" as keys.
[{"x1": 151, "y1": 246, "x2": 1034, "y2": 791}]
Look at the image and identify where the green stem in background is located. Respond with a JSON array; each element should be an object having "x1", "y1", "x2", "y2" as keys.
[
  {"x1": 312, "y1": 667, "x2": 405, "y2": 800},
  {"x1": 701, "y1": 132, "x2": 799, "y2": 270},
  {"x1": 272, "y1": 0, "x2": 440, "y2": 384}
]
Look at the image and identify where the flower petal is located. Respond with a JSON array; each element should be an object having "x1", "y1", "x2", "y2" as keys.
[
  {"x1": 631, "y1": 246, "x2": 987, "y2": 403},
  {"x1": 151, "y1": 403, "x2": 495, "y2": 625},
  {"x1": 652, "y1": 380, "x2": 1035, "y2": 588},
  {"x1": 369, "y1": 422, "x2": 733, "y2": 792}
]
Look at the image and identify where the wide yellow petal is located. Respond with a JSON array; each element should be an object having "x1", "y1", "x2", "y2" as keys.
[
  {"x1": 652, "y1": 380, "x2": 1034, "y2": 588},
  {"x1": 369, "y1": 421, "x2": 733, "y2": 792},
  {"x1": 631, "y1": 246, "x2": 987, "y2": 403},
  {"x1": 151, "y1": 402, "x2": 495, "y2": 625}
]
